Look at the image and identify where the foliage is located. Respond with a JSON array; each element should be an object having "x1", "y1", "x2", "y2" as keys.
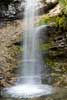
[
  {"x1": 55, "y1": 15, "x2": 67, "y2": 29},
  {"x1": 38, "y1": 15, "x2": 52, "y2": 25},
  {"x1": 45, "y1": 58, "x2": 58, "y2": 68},
  {"x1": 40, "y1": 42, "x2": 53, "y2": 51},
  {"x1": 38, "y1": 14, "x2": 67, "y2": 30},
  {"x1": 59, "y1": 0, "x2": 67, "y2": 14}
]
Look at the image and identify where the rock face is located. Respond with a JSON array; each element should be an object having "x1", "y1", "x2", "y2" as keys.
[
  {"x1": 0, "y1": 20, "x2": 23, "y2": 88},
  {"x1": 0, "y1": 20, "x2": 23, "y2": 46},
  {"x1": 38, "y1": 0, "x2": 67, "y2": 87},
  {"x1": 38, "y1": 0, "x2": 58, "y2": 15},
  {"x1": 0, "y1": 0, "x2": 24, "y2": 20},
  {"x1": 48, "y1": 4, "x2": 62, "y2": 17},
  {"x1": 45, "y1": 26, "x2": 67, "y2": 87}
]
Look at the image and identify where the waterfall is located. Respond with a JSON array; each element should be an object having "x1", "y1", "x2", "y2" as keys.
[
  {"x1": 3, "y1": 0, "x2": 54, "y2": 98},
  {"x1": 22, "y1": 0, "x2": 41, "y2": 84}
]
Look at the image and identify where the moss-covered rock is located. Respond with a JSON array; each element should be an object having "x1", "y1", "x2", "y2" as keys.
[
  {"x1": 38, "y1": 5, "x2": 67, "y2": 86},
  {"x1": 38, "y1": 14, "x2": 67, "y2": 30}
]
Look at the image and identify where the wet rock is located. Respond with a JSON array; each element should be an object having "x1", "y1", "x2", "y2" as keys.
[{"x1": 39, "y1": 24, "x2": 67, "y2": 87}]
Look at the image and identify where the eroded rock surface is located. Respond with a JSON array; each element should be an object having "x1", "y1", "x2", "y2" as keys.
[{"x1": 0, "y1": 20, "x2": 22, "y2": 88}]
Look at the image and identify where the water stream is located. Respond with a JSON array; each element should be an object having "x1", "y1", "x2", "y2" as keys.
[{"x1": 22, "y1": 0, "x2": 41, "y2": 84}]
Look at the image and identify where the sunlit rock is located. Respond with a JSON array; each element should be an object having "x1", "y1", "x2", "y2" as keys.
[{"x1": 48, "y1": 4, "x2": 62, "y2": 17}]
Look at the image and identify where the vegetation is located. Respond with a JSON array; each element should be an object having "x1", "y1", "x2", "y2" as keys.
[
  {"x1": 59, "y1": 0, "x2": 67, "y2": 14},
  {"x1": 38, "y1": 14, "x2": 67, "y2": 30}
]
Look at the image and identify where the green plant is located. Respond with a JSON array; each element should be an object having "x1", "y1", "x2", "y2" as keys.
[
  {"x1": 59, "y1": 0, "x2": 67, "y2": 14},
  {"x1": 39, "y1": 43, "x2": 53, "y2": 51}
]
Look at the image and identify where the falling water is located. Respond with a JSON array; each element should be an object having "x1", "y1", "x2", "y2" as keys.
[
  {"x1": 3, "y1": 0, "x2": 54, "y2": 98},
  {"x1": 22, "y1": 0, "x2": 42, "y2": 84}
]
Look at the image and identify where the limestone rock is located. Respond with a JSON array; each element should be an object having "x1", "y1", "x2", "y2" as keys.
[
  {"x1": 48, "y1": 4, "x2": 62, "y2": 17},
  {"x1": 39, "y1": 0, "x2": 58, "y2": 15},
  {"x1": 46, "y1": 0, "x2": 58, "y2": 3}
]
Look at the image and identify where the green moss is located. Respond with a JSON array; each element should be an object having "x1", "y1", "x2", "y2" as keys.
[
  {"x1": 39, "y1": 42, "x2": 53, "y2": 51},
  {"x1": 49, "y1": 49, "x2": 65, "y2": 57},
  {"x1": 45, "y1": 58, "x2": 67, "y2": 73},
  {"x1": 38, "y1": 14, "x2": 67, "y2": 30},
  {"x1": 59, "y1": 0, "x2": 67, "y2": 14},
  {"x1": 38, "y1": 16, "x2": 51, "y2": 25},
  {"x1": 55, "y1": 15, "x2": 67, "y2": 29},
  {"x1": 45, "y1": 58, "x2": 58, "y2": 68},
  {"x1": 38, "y1": 1, "x2": 67, "y2": 27},
  {"x1": 17, "y1": 46, "x2": 24, "y2": 52},
  {"x1": 38, "y1": 15, "x2": 58, "y2": 26}
]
